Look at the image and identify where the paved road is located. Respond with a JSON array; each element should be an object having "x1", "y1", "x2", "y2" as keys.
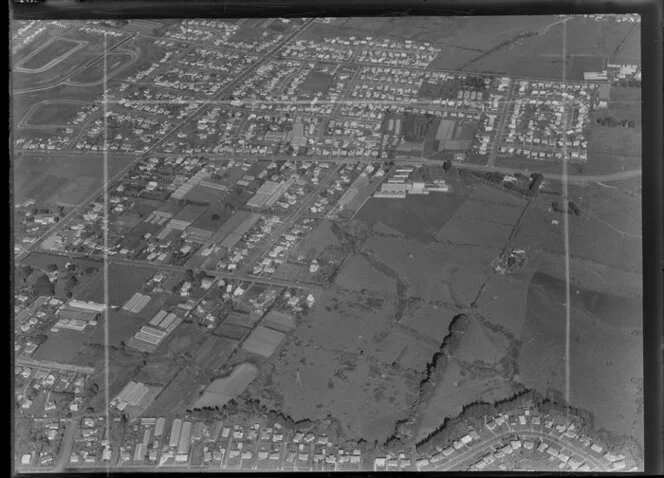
[
  {"x1": 14, "y1": 35, "x2": 136, "y2": 94},
  {"x1": 238, "y1": 163, "x2": 344, "y2": 275},
  {"x1": 53, "y1": 418, "x2": 80, "y2": 473},
  {"x1": 486, "y1": 80, "x2": 515, "y2": 168},
  {"x1": 14, "y1": 19, "x2": 316, "y2": 263},
  {"x1": 138, "y1": 18, "x2": 316, "y2": 158},
  {"x1": 14, "y1": 154, "x2": 142, "y2": 263},
  {"x1": 430, "y1": 429, "x2": 609, "y2": 472},
  {"x1": 15, "y1": 357, "x2": 96, "y2": 375},
  {"x1": 18, "y1": 147, "x2": 640, "y2": 184}
]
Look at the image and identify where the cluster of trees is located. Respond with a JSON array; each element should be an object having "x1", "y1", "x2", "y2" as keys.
[
  {"x1": 595, "y1": 116, "x2": 637, "y2": 128},
  {"x1": 529, "y1": 173, "x2": 544, "y2": 193},
  {"x1": 383, "y1": 417, "x2": 417, "y2": 452},
  {"x1": 614, "y1": 78, "x2": 640, "y2": 88},
  {"x1": 551, "y1": 201, "x2": 582, "y2": 216},
  {"x1": 417, "y1": 76, "x2": 487, "y2": 101},
  {"x1": 15, "y1": 265, "x2": 34, "y2": 286},
  {"x1": 415, "y1": 388, "x2": 592, "y2": 453},
  {"x1": 178, "y1": 198, "x2": 211, "y2": 207},
  {"x1": 63, "y1": 275, "x2": 79, "y2": 298},
  {"x1": 402, "y1": 112, "x2": 438, "y2": 143},
  {"x1": 188, "y1": 398, "x2": 345, "y2": 439},
  {"x1": 419, "y1": 314, "x2": 470, "y2": 400},
  {"x1": 31, "y1": 274, "x2": 55, "y2": 297}
]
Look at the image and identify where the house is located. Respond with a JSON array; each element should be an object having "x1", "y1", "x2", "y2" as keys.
[{"x1": 590, "y1": 443, "x2": 603, "y2": 454}]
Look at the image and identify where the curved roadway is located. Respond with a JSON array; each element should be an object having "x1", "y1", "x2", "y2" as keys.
[{"x1": 429, "y1": 429, "x2": 610, "y2": 472}]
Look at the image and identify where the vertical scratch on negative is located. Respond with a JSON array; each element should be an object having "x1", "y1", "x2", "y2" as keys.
[
  {"x1": 102, "y1": 32, "x2": 111, "y2": 476},
  {"x1": 560, "y1": 18, "x2": 572, "y2": 421}
]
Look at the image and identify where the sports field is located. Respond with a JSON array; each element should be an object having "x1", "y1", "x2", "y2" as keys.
[{"x1": 18, "y1": 38, "x2": 84, "y2": 71}]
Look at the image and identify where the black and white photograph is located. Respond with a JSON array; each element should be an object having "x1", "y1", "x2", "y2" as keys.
[{"x1": 11, "y1": 6, "x2": 654, "y2": 473}]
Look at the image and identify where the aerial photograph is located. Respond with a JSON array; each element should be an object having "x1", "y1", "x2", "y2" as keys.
[{"x1": 11, "y1": 13, "x2": 643, "y2": 473}]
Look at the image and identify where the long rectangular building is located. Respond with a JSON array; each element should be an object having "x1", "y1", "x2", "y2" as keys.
[
  {"x1": 68, "y1": 300, "x2": 107, "y2": 312},
  {"x1": 149, "y1": 310, "x2": 168, "y2": 327},
  {"x1": 122, "y1": 293, "x2": 144, "y2": 311},
  {"x1": 139, "y1": 326, "x2": 167, "y2": 340},
  {"x1": 168, "y1": 419, "x2": 182, "y2": 449},
  {"x1": 177, "y1": 421, "x2": 192, "y2": 456},
  {"x1": 158, "y1": 313, "x2": 178, "y2": 330}
]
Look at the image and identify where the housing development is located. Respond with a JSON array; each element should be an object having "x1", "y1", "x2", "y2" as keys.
[{"x1": 12, "y1": 14, "x2": 643, "y2": 473}]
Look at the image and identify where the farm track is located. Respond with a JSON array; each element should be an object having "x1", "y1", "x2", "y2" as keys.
[
  {"x1": 359, "y1": 250, "x2": 410, "y2": 322},
  {"x1": 470, "y1": 199, "x2": 533, "y2": 310}
]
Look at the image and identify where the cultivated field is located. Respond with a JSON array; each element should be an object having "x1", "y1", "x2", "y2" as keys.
[
  {"x1": 191, "y1": 363, "x2": 258, "y2": 409},
  {"x1": 145, "y1": 368, "x2": 209, "y2": 417}
]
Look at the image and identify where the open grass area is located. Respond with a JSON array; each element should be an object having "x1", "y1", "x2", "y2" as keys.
[
  {"x1": 334, "y1": 255, "x2": 397, "y2": 295},
  {"x1": 434, "y1": 216, "x2": 513, "y2": 249},
  {"x1": 253, "y1": 340, "x2": 417, "y2": 443},
  {"x1": 594, "y1": 87, "x2": 642, "y2": 125},
  {"x1": 513, "y1": 192, "x2": 641, "y2": 273},
  {"x1": 76, "y1": 263, "x2": 155, "y2": 306},
  {"x1": 70, "y1": 344, "x2": 146, "y2": 412},
  {"x1": 458, "y1": 18, "x2": 639, "y2": 80},
  {"x1": 518, "y1": 271, "x2": 643, "y2": 445},
  {"x1": 86, "y1": 310, "x2": 146, "y2": 347},
  {"x1": 22, "y1": 100, "x2": 88, "y2": 126},
  {"x1": 586, "y1": 126, "x2": 641, "y2": 175},
  {"x1": 68, "y1": 51, "x2": 134, "y2": 84},
  {"x1": 33, "y1": 329, "x2": 93, "y2": 364},
  {"x1": 14, "y1": 153, "x2": 135, "y2": 207},
  {"x1": 416, "y1": 361, "x2": 515, "y2": 441},
  {"x1": 356, "y1": 177, "x2": 472, "y2": 244}
]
